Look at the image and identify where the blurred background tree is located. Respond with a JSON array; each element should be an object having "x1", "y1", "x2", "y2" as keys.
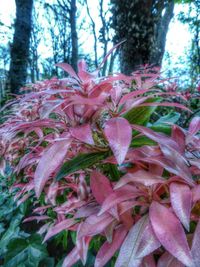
[{"x1": 0, "y1": 0, "x2": 199, "y2": 98}]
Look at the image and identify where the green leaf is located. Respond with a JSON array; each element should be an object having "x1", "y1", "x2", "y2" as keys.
[
  {"x1": 0, "y1": 223, "x2": 5, "y2": 235},
  {"x1": 39, "y1": 257, "x2": 55, "y2": 267},
  {"x1": 123, "y1": 98, "x2": 160, "y2": 125},
  {"x1": 56, "y1": 151, "x2": 109, "y2": 180},
  {"x1": 0, "y1": 217, "x2": 25, "y2": 255},
  {"x1": 131, "y1": 136, "x2": 157, "y2": 147},
  {"x1": 4, "y1": 234, "x2": 48, "y2": 267},
  {"x1": 154, "y1": 111, "x2": 180, "y2": 125},
  {"x1": 150, "y1": 124, "x2": 172, "y2": 135}
]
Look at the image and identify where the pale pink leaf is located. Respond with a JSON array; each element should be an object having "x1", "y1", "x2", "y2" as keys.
[
  {"x1": 172, "y1": 125, "x2": 185, "y2": 154},
  {"x1": 98, "y1": 188, "x2": 140, "y2": 216},
  {"x1": 90, "y1": 170, "x2": 113, "y2": 204},
  {"x1": 62, "y1": 247, "x2": 80, "y2": 267},
  {"x1": 56, "y1": 63, "x2": 79, "y2": 81},
  {"x1": 70, "y1": 124, "x2": 94, "y2": 145},
  {"x1": 115, "y1": 215, "x2": 153, "y2": 267},
  {"x1": 43, "y1": 218, "x2": 75, "y2": 242},
  {"x1": 140, "y1": 254, "x2": 156, "y2": 267},
  {"x1": 170, "y1": 182, "x2": 192, "y2": 231},
  {"x1": 135, "y1": 217, "x2": 160, "y2": 258},
  {"x1": 95, "y1": 225, "x2": 128, "y2": 267},
  {"x1": 114, "y1": 170, "x2": 165, "y2": 189},
  {"x1": 23, "y1": 215, "x2": 49, "y2": 223},
  {"x1": 76, "y1": 234, "x2": 91, "y2": 265},
  {"x1": 104, "y1": 117, "x2": 132, "y2": 164},
  {"x1": 34, "y1": 137, "x2": 71, "y2": 198},
  {"x1": 157, "y1": 252, "x2": 185, "y2": 267},
  {"x1": 189, "y1": 117, "x2": 200, "y2": 136},
  {"x1": 192, "y1": 184, "x2": 200, "y2": 203},
  {"x1": 78, "y1": 213, "x2": 114, "y2": 239},
  {"x1": 149, "y1": 201, "x2": 192, "y2": 266},
  {"x1": 191, "y1": 219, "x2": 200, "y2": 266}
]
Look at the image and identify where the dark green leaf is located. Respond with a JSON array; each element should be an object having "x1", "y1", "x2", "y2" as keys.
[
  {"x1": 4, "y1": 234, "x2": 48, "y2": 267},
  {"x1": 56, "y1": 151, "x2": 109, "y2": 180}
]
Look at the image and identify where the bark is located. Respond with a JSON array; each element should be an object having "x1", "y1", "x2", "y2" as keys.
[
  {"x1": 111, "y1": 0, "x2": 174, "y2": 74},
  {"x1": 70, "y1": 0, "x2": 78, "y2": 72},
  {"x1": 9, "y1": 0, "x2": 33, "y2": 94}
]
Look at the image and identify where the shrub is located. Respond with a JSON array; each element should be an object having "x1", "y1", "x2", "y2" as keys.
[{"x1": 0, "y1": 56, "x2": 200, "y2": 266}]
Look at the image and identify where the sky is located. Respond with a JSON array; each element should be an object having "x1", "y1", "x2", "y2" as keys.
[{"x1": 0, "y1": 0, "x2": 192, "y2": 76}]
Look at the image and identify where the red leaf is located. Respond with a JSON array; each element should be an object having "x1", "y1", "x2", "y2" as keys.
[
  {"x1": 170, "y1": 182, "x2": 192, "y2": 231},
  {"x1": 114, "y1": 170, "x2": 165, "y2": 189},
  {"x1": 149, "y1": 201, "x2": 192, "y2": 266},
  {"x1": 90, "y1": 171, "x2": 113, "y2": 204},
  {"x1": 95, "y1": 225, "x2": 128, "y2": 267},
  {"x1": 34, "y1": 137, "x2": 71, "y2": 198},
  {"x1": 115, "y1": 215, "x2": 159, "y2": 267},
  {"x1": 157, "y1": 252, "x2": 185, "y2": 267},
  {"x1": 104, "y1": 117, "x2": 132, "y2": 164},
  {"x1": 70, "y1": 124, "x2": 94, "y2": 145}
]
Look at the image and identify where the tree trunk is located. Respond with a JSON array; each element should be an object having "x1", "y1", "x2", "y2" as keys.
[
  {"x1": 9, "y1": 0, "x2": 33, "y2": 94},
  {"x1": 70, "y1": 0, "x2": 78, "y2": 72},
  {"x1": 111, "y1": 0, "x2": 174, "y2": 74}
]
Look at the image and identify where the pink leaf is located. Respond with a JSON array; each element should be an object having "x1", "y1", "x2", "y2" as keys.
[
  {"x1": 43, "y1": 218, "x2": 75, "y2": 242},
  {"x1": 170, "y1": 182, "x2": 192, "y2": 231},
  {"x1": 119, "y1": 89, "x2": 155, "y2": 106},
  {"x1": 131, "y1": 124, "x2": 194, "y2": 186},
  {"x1": 139, "y1": 102, "x2": 191, "y2": 112},
  {"x1": 98, "y1": 40, "x2": 126, "y2": 70},
  {"x1": 115, "y1": 215, "x2": 159, "y2": 267},
  {"x1": 114, "y1": 170, "x2": 165, "y2": 189},
  {"x1": 191, "y1": 219, "x2": 200, "y2": 266},
  {"x1": 104, "y1": 117, "x2": 132, "y2": 164},
  {"x1": 70, "y1": 124, "x2": 94, "y2": 145},
  {"x1": 90, "y1": 170, "x2": 113, "y2": 204},
  {"x1": 34, "y1": 137, "x2": 71, "y2": 198},
  {"x1": 157, "y1": 252, "x2": 185, "y2": 267},
  {"x1": 95, "y1": 225, "x2": 128, "y2": 267},
  {"x1": 149, "y1": 201, "x2": 192, "y2": 266}
]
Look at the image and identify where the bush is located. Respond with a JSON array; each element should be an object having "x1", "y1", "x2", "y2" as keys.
[{"x1": 0, "y1": 58, "x2": 200, "y2": 266}]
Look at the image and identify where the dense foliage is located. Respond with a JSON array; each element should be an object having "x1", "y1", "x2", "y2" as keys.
[{"x1": 0, "y1": 55, "x2": 200, "y2": 266}]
